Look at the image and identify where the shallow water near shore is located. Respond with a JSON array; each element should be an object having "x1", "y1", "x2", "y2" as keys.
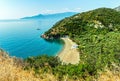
[{"x1": 0, "y1": 19, "x2": 64, "y2": 58}]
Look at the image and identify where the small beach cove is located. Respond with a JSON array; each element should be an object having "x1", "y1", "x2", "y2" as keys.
[{"x1": 58, "y1": 38, "x2": 80, "y2": 64}]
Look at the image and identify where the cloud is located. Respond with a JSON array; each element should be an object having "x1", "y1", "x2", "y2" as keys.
[
  {"x1": 41, "y1": 9, "x2": 55, "y2": 14},
  {"x1": 62, "y1": 7, "x2": 81, "y2": 12},
  {"x1": 74, "y1": 8, "x2": 81, "y2": 12},
  {"x1": 63, "y1": 8, "x2": 71, "y2": 12},
  {"x1": 40, "y1": 7, "x2": 81, "y2": 14}
]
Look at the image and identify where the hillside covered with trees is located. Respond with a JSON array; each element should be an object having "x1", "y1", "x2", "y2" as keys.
[
  {"x1": 41, "y1": 8, "x2": 120, "y2": 80},
  {"x1": 44, "y1": 8, "x2": 120, "y2": 38}
]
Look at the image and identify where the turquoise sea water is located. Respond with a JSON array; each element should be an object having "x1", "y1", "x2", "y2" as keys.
[{"x1": 0, "y1": 19, "x2": 64, "y2": 58}]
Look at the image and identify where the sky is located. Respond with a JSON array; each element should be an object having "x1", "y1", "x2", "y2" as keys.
[{"x1": 0, "y1": 0, "x2": 120, "y2": 19}]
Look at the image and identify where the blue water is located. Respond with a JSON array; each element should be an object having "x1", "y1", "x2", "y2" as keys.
[{"x1": 0, "y1": 19, "x2": 64, "y2": 58}]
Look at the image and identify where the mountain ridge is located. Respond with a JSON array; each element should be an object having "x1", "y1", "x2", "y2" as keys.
[{"x1": 21, "y1": 12, "x2": 77, "y2": 19}]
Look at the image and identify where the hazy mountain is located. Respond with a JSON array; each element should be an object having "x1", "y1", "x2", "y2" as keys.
[
  {"x1": 21, "y1": 12, "x2": 77, "y2": 19},
  {"x1": 114, "y1": 6, "x2": 120, "y2": 11}
]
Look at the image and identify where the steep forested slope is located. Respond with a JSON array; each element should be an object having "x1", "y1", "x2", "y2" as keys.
[
  {"x1": 42, "y1": 8, "x2": 120, "y2": 80},
  {"x1": 44, "y1": 8, "x2": 120, "y2": 38}
]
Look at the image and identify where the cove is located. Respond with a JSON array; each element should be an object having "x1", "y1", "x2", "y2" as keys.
[{"x1": 0, "y1": 19, "x2": 64, "y2": 58}]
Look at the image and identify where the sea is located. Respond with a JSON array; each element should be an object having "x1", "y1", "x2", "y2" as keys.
[{"x1": 0, "y1": 18, "x2": 64, "y2": 58}]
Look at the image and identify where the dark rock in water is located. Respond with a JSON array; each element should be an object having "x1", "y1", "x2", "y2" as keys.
[{"x1": 37, "y1": 28, "x2": 40, "y2": 30}]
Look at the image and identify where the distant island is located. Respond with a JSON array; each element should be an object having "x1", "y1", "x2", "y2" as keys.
[{"x1": 21, "y1": 12, "x2": 77, "y2": 20}]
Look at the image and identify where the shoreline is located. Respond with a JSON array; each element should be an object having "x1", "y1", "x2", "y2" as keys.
[{"x1": 57, "y1": 37, "x2": 80, "y2": 64}]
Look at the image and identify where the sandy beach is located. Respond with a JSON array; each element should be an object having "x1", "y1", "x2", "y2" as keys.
[{"x1": 58, "y1": 38, "x2": 80, "y2": 64}]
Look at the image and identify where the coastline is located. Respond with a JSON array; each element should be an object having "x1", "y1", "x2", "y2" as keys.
[{"x1": 57, "y1": 37, "x2": 80, "y2": 64}]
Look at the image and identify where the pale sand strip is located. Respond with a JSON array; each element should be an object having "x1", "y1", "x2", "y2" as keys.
[{"x1": 58, "y1": 38, "x2": 80, "y2": 64}]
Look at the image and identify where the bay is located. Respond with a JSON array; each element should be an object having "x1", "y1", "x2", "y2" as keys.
[{"x1": 0, "y1": 19, "x2": 64, "y2": 58}]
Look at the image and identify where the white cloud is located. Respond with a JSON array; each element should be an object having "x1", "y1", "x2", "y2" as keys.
[
  {"x1": 63, "y1": 8, "x2": 71, "y2": 12},
  {"x1": 74, "y1": 8, "x2": 81, "y2": 12},
  {"x1": 40, "y1": 7, "x2": 81, "y2": 14},
  {"x1": 41, "y1": 9, "x2": 55, "y2": 14},
  {"x1": 61, "y1": 7, "x2": 81, "y2": 12}
]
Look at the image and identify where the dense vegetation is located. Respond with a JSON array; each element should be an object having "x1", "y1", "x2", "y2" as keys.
[
  {"x1": 25, "y1": 8, "x2": 120, "y2": 80},
  {"x1": 45, "y1": 8, "x2": 120, "y2": 38}
]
